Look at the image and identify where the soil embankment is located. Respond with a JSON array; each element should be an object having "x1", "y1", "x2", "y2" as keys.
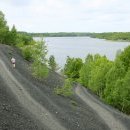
[{"x1": 0, "y1": 44, "x2": 130, "y2": 130}]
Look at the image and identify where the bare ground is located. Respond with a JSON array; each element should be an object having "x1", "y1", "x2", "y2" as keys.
[
  {"x1": 0, "y1": 44, "x2": 130, "y2": 130},
  {"x1": 0, "y1": 59, "x2": 66, "y2": 130},
  {"x1": 75, "y1": 85, "x2": 130, "y2": 130}
]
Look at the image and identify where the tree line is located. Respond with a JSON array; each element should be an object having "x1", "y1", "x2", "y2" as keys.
[
  {"x1": 64, "y1": 46, "x2": 130, "y2": 114},
  {"x1": 29, "y1": 32, "x2": 130, "y2": 42},
  {"x1": 29, "y1": 32, "x2": 91, "y2": 37},
  {"x1": 89, "y1": 32, "x2": 130, "y2": 41}
]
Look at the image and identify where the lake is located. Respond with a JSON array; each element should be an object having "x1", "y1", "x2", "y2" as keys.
[{"x1": 34, "y1": 37, "x2": 130, "y2": 68}]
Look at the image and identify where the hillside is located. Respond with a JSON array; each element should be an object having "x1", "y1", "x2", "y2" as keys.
[{"x1": 0, "y1": 44, "x2": 130, "y2": 130}]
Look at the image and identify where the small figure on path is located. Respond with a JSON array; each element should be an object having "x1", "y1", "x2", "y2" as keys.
[{"x1": 11, "y1": 57, "x2": 16, "y2": 68}]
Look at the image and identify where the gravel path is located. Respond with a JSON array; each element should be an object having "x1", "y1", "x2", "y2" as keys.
[
  {"x1": 75, "y1": 85, "x2": 128, "y2": 130},
  {"x1": 0, "y1": 59, "x2": 66, "y2": 130}
]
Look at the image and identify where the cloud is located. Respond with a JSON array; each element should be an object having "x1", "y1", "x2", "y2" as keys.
[
  {"x1": 0, "y1": 0, "x2": 31, "y2": 8},
  {"x1": 0, "y1": 0, "x2": 130, "y2": 32}
]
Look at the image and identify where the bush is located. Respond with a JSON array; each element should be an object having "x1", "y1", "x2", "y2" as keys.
[
  {"x1": 22, "y1": 46, "x2": 33, "y2": 61},
  {"x1": 48, "y1": 55, "x2": 57, "y2": 71},
  {"x1": 31, "y1": 61, "x2": 49, "y2": 78},
  {"x1": 54, "y1": 79, "x2": 73, "y2": 97},
  {"x1": 64, "y1": 57, "x2": 83, "y2": 80},
  {"x1": 19, "y1": 39, "x2": 49, "y2": 79}
]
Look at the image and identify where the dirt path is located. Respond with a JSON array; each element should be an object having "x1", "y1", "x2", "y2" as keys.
[
  {"x1": 0, "y1": 59, "x2": 66, "y2": 130},
  {"x1": 75, "y1": 85, "x2": 127, "y2": 130}
]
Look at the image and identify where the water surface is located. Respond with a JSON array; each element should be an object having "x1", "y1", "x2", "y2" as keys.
[{"x1": 34, "y1": 37, "x2": 130, "y2": 67}]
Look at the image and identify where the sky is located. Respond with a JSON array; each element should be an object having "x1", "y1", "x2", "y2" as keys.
[{"x1": 0, "y1": 0, "x2": 130, "y2": 33}]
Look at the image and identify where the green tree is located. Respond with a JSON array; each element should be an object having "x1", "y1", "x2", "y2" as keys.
[
  {"x1": 121, "y1": 69, "x2": 130, "y2": 113},
  {"x1": 118, "y1": 46, "x2": 130, "y2": 71},
  {"x1": 48, "y1": 55, "x2": 57, "y2": 71},
  {"x1": 8, "y1": 25, "x2": 17, "y2": 45},
  {"x1": 79, "y1": 54, "x2": 93, "y2": 86},
  {"x1": 31, "y1": 40, "x2": 49, "y2": 78},
  {"x1": 32, "y1": 39, "x2": 48, "y2": 63},
  {"x1": 0, "y1": 11, "x2": 9, "y2": 44},
  {"x1": 88, "y1": 56, "x2": 112, "y2": 96},
  {"x1": 17, "y1": 33, "x2": 33, "y2": 45},
  {"x1": 104, "y1": 60, "x2": 126, "y2": 104},
  {"x1": 103, "y1": 46, "x2": 130, "y2": 106},
  {"x1": 110, "y1": 68, "x2": 130, "y2": 114},
  {"x1": 64, "y1": 57, "x2": 83, "y2": 80}
]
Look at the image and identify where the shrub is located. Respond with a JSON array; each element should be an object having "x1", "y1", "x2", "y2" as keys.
[
  {"x1": 31, "y1": 61, "x2": 49, "y2": 78},
  {"x1": 54, "y1": 79, "x2": 73, "y2": 97},
  {"x1": 64, "y1": 57, "x2": 83, "y2": 80},
  {"x1": 48, "y1": 55, "x2": 57, "y2": 71},
  {"x1": 22, "y1": 46, "x2": 33, "y2": 61}
]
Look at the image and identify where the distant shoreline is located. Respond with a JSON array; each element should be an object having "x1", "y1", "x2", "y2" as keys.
[
  {"x1": 27, "y1": 32, "x2": 130, "y2": 42},
  {"x1": 33, "y1": 36, "x2": 130, "y2": 42}
]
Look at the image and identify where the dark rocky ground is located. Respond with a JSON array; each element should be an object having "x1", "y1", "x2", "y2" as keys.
[
  {"x1": 0, "y1": 44, "x2": 130, "y2": 130},
  {"x1": 0, "y1": 75, "x2": 47, "y2": 130}
]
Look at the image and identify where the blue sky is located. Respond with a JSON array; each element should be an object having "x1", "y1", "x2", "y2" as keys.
[{"x1": 0, "y1": 0, "x2": 130, "y2": 32}]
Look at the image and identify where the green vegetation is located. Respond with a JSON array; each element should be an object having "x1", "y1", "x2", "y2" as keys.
[
  {"x1": 31, "y1": 40, "x2": 48, "y2": 78},
  {"x1": 19, "y1": 39, "x2": 49, "y2": 78},
  {"x1": 0, "y1": 11, "x2": 9, "y2": 44},
  {"x1": 32, "y1": 61, "x2": 48, "y2": 78},
  {"x1": 0, "y1": 10, "x2": 48, "y2": 78},
  {"x1": 55, "y1": 57, "x2": 83, "y2": 97},
  {"x1": 30, "y1": 32, "x2": 90, "y2": 37},
  {"x1": 80, "y1": 54, "x2": 113, "y2": 96},
  {"x1": 48, "y1": 55, "x2": 57, "y2": 71},
  {"x1": 64, "y1": 46, "x2": 130, "y2": 114},
  {"x1": 89, "y1": 32, "x2": 130, "y2": 41},
  {"x1": 54, "y1": 79, "x2": 73, "y2": 97},
  {"x1": 2, "y1": 10, "x2": 130, "y2": 113},
  {"x1": 0, "y1": 11, "x2": 33, "y2": 45},
  {"x1": 70, "y1": 100, "x2": 78, "y2": 106},
  {"x1": 64, "y1": 56, "x2": 83, "y2": 80},
  {"x1": 22, "y1": 46, "x2": 33, "y2": 61},
  {"x1": 30, "y1": 32, "x2": 130, "y2": 42}
]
